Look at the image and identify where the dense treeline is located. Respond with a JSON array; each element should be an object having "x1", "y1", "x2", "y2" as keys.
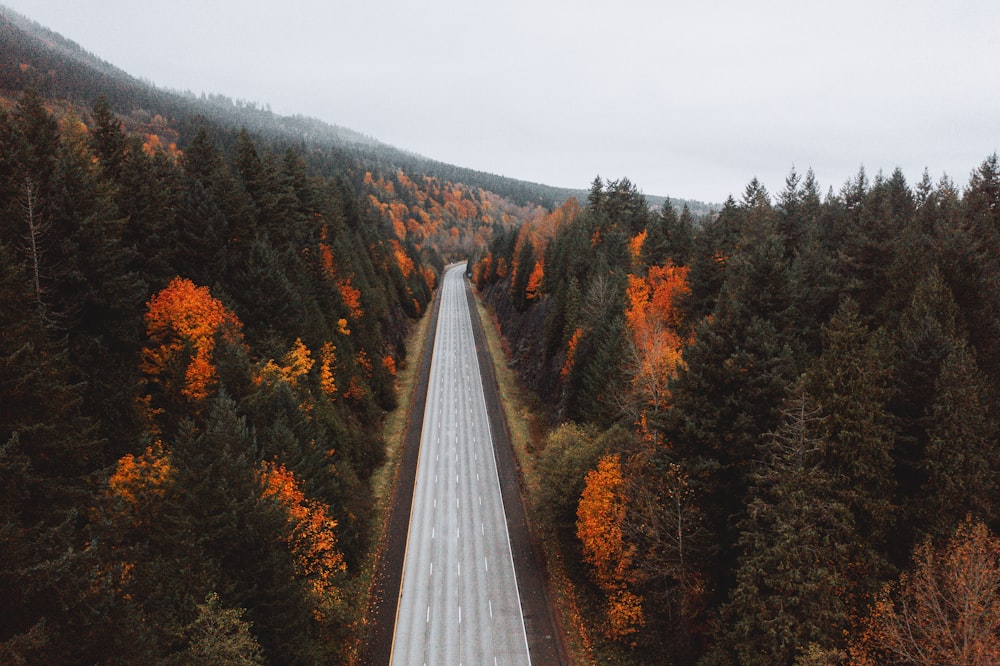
[
  {"x1": 363, "y1": 169, "x2": 548, "y2": 263},
  {"x1": 476, "y1": 165, "x2": 1000, "y2": 664},
  {"x1": 0, "y1": 91, "x2": 435, "y2": 663}
]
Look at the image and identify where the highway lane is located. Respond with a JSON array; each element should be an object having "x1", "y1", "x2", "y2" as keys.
[{"x1": 390, "y1": 264, "x2": 531, "y2": 666}]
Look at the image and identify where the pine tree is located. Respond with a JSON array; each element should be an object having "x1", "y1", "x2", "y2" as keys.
[
  {"x1": 802, "y1": 299, "x2": 896, "y2": 551},
  {"x1": 562, "y1": 274, "x2": 627, "y2": 423},
  {"x1": 952, "y1": 154, "x2": 1000, "y2": 384},
  {"x1": 510, "y1": 237, "x2": 535, "y2": 311},
  {"x1": 777, "y1": 167, "x2": 804, "y2": 258},
  {"x1": 119, "y1": 141, "x2": 184, "y2": 286},
  {"x1": 90, "y1": 95, "x2": 128, "y2": 183},
  {"x1": 686, "y1": 196, "x2": 741, "y2": 319},
  {"x1": 670, "y1": 190, "x2": 801, "y2": 564},
  {"x1": 641, "y1": 203, "x2": 671, "y2": 268},
  {"x1": 0, "y1": 242, "x2": 123, "y2": 663},
  {"x1": 674, "y1": 203, "x2": 696, "y2": 265},
  {"x1": 918, "y1": 342, "x2": 999, "y2": 541},
  {"x1": 642, "y1": 198, "x2": 693, "y2": 268},
  {"x1": 890, "y1": 266, "x2": 966, "y2": 547},
  {"x1": 162, "y1": 394, "x2": 324, "y2": 664},
  {"x1": 708, "y1": 388, "x2": 858, "y2": 666}
]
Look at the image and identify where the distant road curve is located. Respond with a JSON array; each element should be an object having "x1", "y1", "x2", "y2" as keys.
[{"x1": 390, "y1": 264, "x2": 530, "y2": 665}]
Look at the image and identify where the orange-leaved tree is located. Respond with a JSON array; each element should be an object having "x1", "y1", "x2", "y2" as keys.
[
  {"x1": 141, "y1": 277, "x2": 243, "y2": 405},
  {"x1": 105, "y1": 442, "x2": 172, "y2": 530},
  {"x1": 577, "y1": 453, "x2": 644, "y2": 639},
  {"x1": 260, "y1": 461, "x2": 347, "y2": 623},
  {"x1": 850, "y1": 516, "x2": 1000, "y2": 665},
  {"x1": 622, "y1": 263, "x2": 691, "y2": 442},
  {"x1": 525, "y1": 260, "x2": 545, "y2": 302}
]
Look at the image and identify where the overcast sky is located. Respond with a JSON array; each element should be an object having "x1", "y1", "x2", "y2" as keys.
[{"x1": 6, "y1": 0, "x2": 1000, "y2": 203}]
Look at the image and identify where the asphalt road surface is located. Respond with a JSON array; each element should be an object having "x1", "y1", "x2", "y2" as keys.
[{"x1": 390, "y1": 264, "x2": 531, "y2": 666}]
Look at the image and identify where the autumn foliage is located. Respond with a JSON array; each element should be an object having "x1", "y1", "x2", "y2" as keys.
[
  {"x1": 107, "y1": 443, "x2": 172, "y2": 526},
  {"x1": 623, "y1": 263, "x2": 691, "y2": 436},
  {"x1": 257, "y1": 338, "x2": 314, "y2": 388},
  {"x1": 363, "y1": 169, "x2": 543, "y2": 260},
  {"x1": 0, "y1": 91, "x2": 446, "y2": 664},
  {"x1": 577, "y1": 453, "x2": 644, "y2": 639},
  {"x1": 850, "y1": 517, "x2": 1000, "y2": 666},
  {"x1": 319, "y1": 227, "x2": 365, "y2": 321},
  {"x1": 142, "y1": 277, "x2": 243, "y2": 402},
  {"x1": 260, "y1": 462, "x2": 346, "y2": 607}
]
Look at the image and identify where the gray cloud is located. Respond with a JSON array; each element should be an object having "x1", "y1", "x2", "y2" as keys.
[{"x1": 7, "y1": 0, "x2": 999, "y2": 203}]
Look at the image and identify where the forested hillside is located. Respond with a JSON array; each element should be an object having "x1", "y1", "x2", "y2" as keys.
[
  {"x1": 1, "y1": 6, "x2": 609, "y2": 662},
  {"x1": 475, "y1": 167, "x2": 1000, "y2": 664},
  {"x1": 0, "y1": 7, "x2": 627, "y2": 660},
  {"x1": 0, "y1": 81, "x2": 444, "y2": 661},
  {"x1": 5, "y1": 4, "x2": 1000, "y2": 665},
  {"x1": 0, "y1": 6, "x2": 619, "y2": 213}
]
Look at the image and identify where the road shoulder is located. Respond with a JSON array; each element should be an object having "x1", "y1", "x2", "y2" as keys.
[
  {"x1": 464, "y1": 275, "x2": 566, "y2": 666},
  {"x1": 358, "y1": 274, "x2": 443, "y2": 666}
]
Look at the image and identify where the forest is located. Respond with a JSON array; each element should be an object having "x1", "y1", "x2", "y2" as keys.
[
  {"x1": 4, "y1": 4, "x2": 1000, "y2": 665},
  {"x1": 474, "y1": 167, "x2": 1000, "y2": 664},
  {"x1": 0, "y1": 89, "x2": 444, "y2": 663},
  {"x1": 0, "y1": 6, "x2": 576, "y2": 661}
]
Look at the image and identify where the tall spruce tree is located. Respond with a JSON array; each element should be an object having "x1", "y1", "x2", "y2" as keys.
[
  {"x1": 706, "y1": 387, "x2": 858, "y2": 666},
  {"x1": 802, "y1": 299, "x2": 896, "y2": 554},
  {"x1": 890, "y1": 266, "x2": 966, "y2": 552},
  {"x1": 918, "y1": 341, "x2": 999, "y2": 541}
]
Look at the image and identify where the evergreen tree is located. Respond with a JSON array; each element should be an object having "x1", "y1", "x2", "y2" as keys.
[
  {"x1": 707, "y1": 388, "x2": 858, "y2": 666},
  {"x1": 667, "y1": 194, "x2": 803, "y2": 610},
  {"x1": 89, "y1": 95, "x2": 128, "y2": 183},
  {"x1": 510, "y1": 237, "x2": 535, "y2": 311},
  {"x1": 641, "y1": 203, "x2": 671, "y2": 267},
  {"x1": 918, "y1": 342, "x2": 999, "y2": 541},
  {"x1": 643, "y1": 199, "x2": 693, "y2": 267},
  {"x1": 562, "y1": 274, "x2": 627, "y2": 423},
  {"x1": 119, "y1": 142, "x2": 185, "y2": 286},
  {"x1": 802, "y1": 299, "x2": 896, "y2": 552},
  {"x1": 686, "y1": 196, "x2": 740, "y2": 319},
  {"x1": 587, "y1": 175, "x2": 605, "y2": 209},
  {"x1": 952, "y1": 154, "x2": 1000, "y2": 383},
  {"x1": 162, "y1": 394, "x2": 323, "y2": 664},
  {"x1": 674, "y1": 203, "x2": 696, "y2": 265},
  {"x1": 890, "y1": 266, "x2": 966, "y2": 548},
  {"x1": 777, "y1": 167, "x2": 804, "y2": 258},
  {"x1": 0, "y1": 243, "x2": 122, "y2": 663}
]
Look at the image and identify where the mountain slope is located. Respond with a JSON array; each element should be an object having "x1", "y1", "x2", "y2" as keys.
[{"x1": 0, "y1": 4, "x2": 715, "y2": 214}]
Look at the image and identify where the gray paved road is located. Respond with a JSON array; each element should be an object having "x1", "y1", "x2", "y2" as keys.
[{"x1": 390, "y1": 264, "x2": 531, "y2": 666}]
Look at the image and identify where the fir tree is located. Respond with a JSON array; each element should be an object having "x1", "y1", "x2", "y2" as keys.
[
  {"x1": 918, "y1": 342, "x2": 999, "y2": 541},
  {"x1": 707, "y1": 388, "x2": 858, "y2": 666},
  {"x1": 802, "y1": 299, "x2": 896, "y2": 552}
]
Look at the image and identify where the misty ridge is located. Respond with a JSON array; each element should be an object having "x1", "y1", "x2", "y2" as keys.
[{"x1": 0, "y1": 5, "x2": 713, "y2": 214}]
